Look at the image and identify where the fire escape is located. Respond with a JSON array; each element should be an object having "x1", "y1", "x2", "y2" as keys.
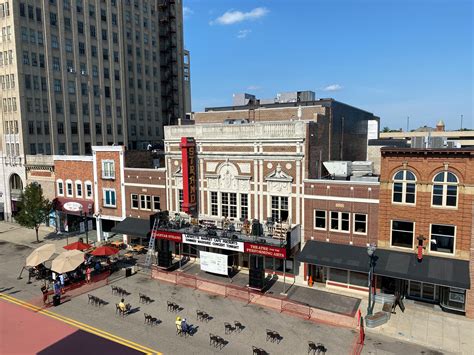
[{"x1": 158, "y1": 0, "x2": 180, "y2": 125}]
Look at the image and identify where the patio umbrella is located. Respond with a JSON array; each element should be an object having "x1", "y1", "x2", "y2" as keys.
[
  {"x1": 91, "y1": 246, "x2": 119, "y2": 256},
  {"x1": 63, "y1": 241, "x2": 92, "y2": 251},
  {"x1": 26, "y1": 244, "x2": 56, "y2": 267},
  {"x1": 51, "y1": 250, "x2": 85, "y2": 273}
]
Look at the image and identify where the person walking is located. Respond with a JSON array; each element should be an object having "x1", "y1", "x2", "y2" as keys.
[
  {"x1": 86, "y1": 266, "x2": 92, "y2": 284},
  {"x1": 59, "y1": 274, "x2": 65, "y2": 294},
  {"x1": 175, "y1": 316, "x2": 182, "y2": 336},
  {"x1": 41, "y1": 285, "x2": 49, "y2": 305},
  {"x1": 181, "y1": 317, "x2": 189, "y2": 336}
]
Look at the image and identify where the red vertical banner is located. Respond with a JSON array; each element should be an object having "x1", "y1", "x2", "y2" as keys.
[{"x1": 180, "y1": 137, "x2": 197, "y2": 215}]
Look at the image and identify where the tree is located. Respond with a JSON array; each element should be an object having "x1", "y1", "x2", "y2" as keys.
[
  {"x1": 16, "y1": 183, "x2": 52, "y2": 243},
  {"x1": 382, "y1": 126, "x2": 391, "y2": 133}
]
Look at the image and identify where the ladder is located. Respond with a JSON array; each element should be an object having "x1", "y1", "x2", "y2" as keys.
[{"x1": 144, "y1": 217, "x2": 159, "y2": 267}]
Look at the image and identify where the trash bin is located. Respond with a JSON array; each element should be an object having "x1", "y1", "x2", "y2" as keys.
[
  {"x1": 53, "y1": 294, "x2": 61, "y2": 306},
  {"x1": 125, "y1": 267, "x2": 132, "y2": 277}
]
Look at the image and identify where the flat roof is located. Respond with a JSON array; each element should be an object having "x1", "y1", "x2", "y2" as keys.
[{"x1": 381, "y1": 147, "x2": 474, "y2": 156}]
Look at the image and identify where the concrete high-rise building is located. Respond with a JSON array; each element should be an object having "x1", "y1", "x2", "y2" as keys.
[{"x1": 0, "y1": 0, "x2": 189, "y2": 220}]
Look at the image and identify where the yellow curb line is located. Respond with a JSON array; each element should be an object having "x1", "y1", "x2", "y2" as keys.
[{"x1": 0, "y1": 293, "x2": 161, "y2": 355}]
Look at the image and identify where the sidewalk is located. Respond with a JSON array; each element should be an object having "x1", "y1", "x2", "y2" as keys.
[{"x1": 361, "y1": 297, "x2": 473, "y2": 354}]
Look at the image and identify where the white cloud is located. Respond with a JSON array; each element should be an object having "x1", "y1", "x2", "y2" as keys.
[
  {"x1": 183, "y1": 6, "x2": 193, "y2": 19},
  {"x1": 246, "y1": 85, "x2": 261, "y2": 91},
  {"x1": 212, "y1": 7, "x2": 269, "y2": 25},
  {"x1": 237, "y1": 29, "x2": 252, "y2": 39},
  {"x1": 322, "y1": 84, "x2": 343, "y2": 92}
]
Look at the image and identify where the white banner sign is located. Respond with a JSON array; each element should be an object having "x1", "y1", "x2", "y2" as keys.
[
  {"x1": 199, "y1": 251, "x2": 228, "y2": 275},
  {"x1": 183, "y1": 234, "x2": 244, "y2": 252}
]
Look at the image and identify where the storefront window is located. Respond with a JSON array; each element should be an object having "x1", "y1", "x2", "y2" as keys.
[
  {"x1": 328, "y1": 268, "x2": 348, "y2": 284},
  {"x1": 349, "y1": 271, "x2": 368, "y2": 287},
  {"x1": 275, "y1": 258, "x2": 294, "y2": 273}
]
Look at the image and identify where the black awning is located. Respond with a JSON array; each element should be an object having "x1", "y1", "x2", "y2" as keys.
[
  {"x1": 374, "y1": 249, "x2": 470, "y2": 290},
  {"x1": 297, "y1": 240, "x2": 369, "y2": 273},
  {"x1": 111, "y1": 217, "x2": 150, "y2": 238},
  {"x1": 297, "y1": 241, "x2": 470, "y2": 289}
]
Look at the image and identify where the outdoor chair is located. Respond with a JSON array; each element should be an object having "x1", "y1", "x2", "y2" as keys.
[
  {"x1": 87, "y1": 294, "x2": 94, "y2": 304},
  {"x1": 316, "y1": 343, "x2": 327, "y2": 354},
  {"x1": 252, "y1": 346, "x2": 267, "y2": 355},
  {"x1": 215, "y1": 336, "x2": 226, "y2": 349},
  {"x1": 139, "y1": 293, "x2": 148, "y2": 304},
  {"x1": 111, "y1": 285, "x2": 118, "y2": 295},
  {"x1": 196, "y1": 310, "x2": 204, "y2": 321},
  {"x1": 234, "y1": 321, "x2": 244, "y2": 332},
  {"x1": 224, "y1": 322, "x2": 234, "y2": 334},
  {"x1": 144, "y1": 313, "x2": 152, "y2": 324},
  {"x1": 209, "y1": 333, "x2": 218, "y2": 346},
  {"x1": 266, "y1": 329, "x2": 281, "y2": 343},
  {"x1": 308, "y1": 341, "x2": 318, "y2": 354},
  {"x1": 201, "y1": 312, "x2": 210, "y2": 322},
  {"x1": 167, "y1": 301, "x2": 174, "y2": 312}
]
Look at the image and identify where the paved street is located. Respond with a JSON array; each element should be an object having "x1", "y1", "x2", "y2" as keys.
[{"x1": 0, "y1": 223, "x2": 450, "y2": 355}]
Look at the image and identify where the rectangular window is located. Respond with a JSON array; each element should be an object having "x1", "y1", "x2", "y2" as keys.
[
  {"x1": 57, "y1": 181, "x2": 64, "y2": 196},
  {"x1": 221, "y1": 192, "x2": 237, "y2": 218},
  {"x1": 85, "y1": 183, "x2": 92, "y2": 199},
  {"x1": 153, "y1": 196, "x2": 160, "y2": 211},
  {"x1": 330, "y1": 211, "x2": 350, "y2": 232},
  {"x1": 271, "y1": 196, "x2": 289, "y2": 222},
  {"x1": 140, "y1": 195, "x2": 151, "y2": 210},
  {"x1": 76, "y1": 182, "x2": 82, "y2": 198},
  {"x1": 66, "y1": 181, "x2": 73, "y2": 197},
  {"x1": 103, "y1": 189, "x2": 116, "y2": 207},
  {"x1": 131, "y1": 194, "x2": 139, "y2": 209},
  {"x1": 430, "y1": 224, "x2": 455, "y2": 254},
  {"x1": 102, "y1": 160, "x2": 115, "y2": 179},
  {"x1": 353, "y1": 213, "x2": 367, "y2": 234},
  {"x1": 210, "y1": 191, "x2": 218, "y2": 216},
  {"x1": 314, "y1": 210, "x2": 326, "y2": 230},
  {"x1": 391, "y1": 220, "x2": 414, "y2": 249},
  {"x1": 178, "y1": 189, "x2": 183, "y2": 212},
  {"x1": 240, "y1": 194, "x2": 248, "y2": 219}
]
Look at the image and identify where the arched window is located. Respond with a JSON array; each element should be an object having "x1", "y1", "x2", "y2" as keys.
[
  {"x1": 392, "y1": 170, "x2": 416, "y2": 204},
  {"x1": 432, "y1": 171, "x2": 458, "y2": 207}
]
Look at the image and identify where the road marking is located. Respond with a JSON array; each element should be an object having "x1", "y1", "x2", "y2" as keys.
[{"x1": 0, "y1": 293, "x2": 161, "y2": 355}]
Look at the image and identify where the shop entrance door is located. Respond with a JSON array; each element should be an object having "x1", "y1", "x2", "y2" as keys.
[{"x1": 407, "y1": 281, "x2": 438, "y2": 302}]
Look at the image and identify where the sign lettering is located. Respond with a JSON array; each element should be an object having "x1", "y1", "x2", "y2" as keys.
[
  {"x1": 180, "y1": 137, "x2": 197, "y2": 215},
  {"x1": 182, "y1": 234, "x2": 244, "y2": 252},
  {"x1": 152, "y1": 230, "x2": 183, "y2": 242},
  {"x1": 244, "y1": 242, "x2": 287, "y2": 259}
]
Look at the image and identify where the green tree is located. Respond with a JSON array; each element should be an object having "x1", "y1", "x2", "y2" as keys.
[
  {"x1": 382, "y1": 126, "x2": 391, "y2": 133},
  {"x1": 16, "y1": 183, "x2": 52, "y2": 243}
]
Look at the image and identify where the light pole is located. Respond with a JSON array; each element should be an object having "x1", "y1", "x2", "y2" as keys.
[{"x1": 367, "y1": 243, "x2": 377, "y2": 316}]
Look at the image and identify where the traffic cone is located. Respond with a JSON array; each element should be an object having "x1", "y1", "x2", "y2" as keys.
[{"x1": 308, "y1": 275, "x2": 313, "y2": 287}]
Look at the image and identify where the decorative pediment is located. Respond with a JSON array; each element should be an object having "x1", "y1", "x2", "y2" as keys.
[
  {"x1": 206, "y1": 162, "x2": 251, "y2": 192},
  {"x1": 265, "y1": 164, "x2": 293, "y2": 182}
]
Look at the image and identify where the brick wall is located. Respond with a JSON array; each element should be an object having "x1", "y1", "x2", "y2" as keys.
[
  {"x1": 95, "y1": 150, "x2": 123, "y2": 218},
  {"x1": 54, "y1": 159, "x2": 94, "y2": 201}
]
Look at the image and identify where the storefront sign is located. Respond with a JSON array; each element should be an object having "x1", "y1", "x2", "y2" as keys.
[
  {"x1": 63, "y1": 202, "x2": 83, "y2": 212},
  {"x1": 152, "y1": 230, "x2": 183, "y2": 242},
  {"x1": 199, "y1": 251, "x2": 228, "y2": 275},
  {"x1": 244, "y1": 242, "x2": 287, "y2": 259},
  {"x1": 182, "y1": 234, "x2": 244, "y2": 252},
  {"x1": 180, "y1": 137, "x2": 197, "y2": 215}
]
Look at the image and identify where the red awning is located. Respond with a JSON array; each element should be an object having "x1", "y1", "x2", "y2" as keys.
[{"x1": 54, "y1": 197, "x2": 93, "y2": 216}]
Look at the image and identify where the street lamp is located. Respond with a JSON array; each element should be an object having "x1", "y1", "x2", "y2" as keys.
[
  {"x1": 367, "y1": 243, "x2": 377, "y2": 316},
  {"x1": 79, "y1": 206, "x2": 92, "y2": 245}
]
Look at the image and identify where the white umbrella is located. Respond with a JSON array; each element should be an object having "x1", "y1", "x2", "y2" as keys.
[
  {"x1": 26, "y1": 244, "x2": 56, "y2": 267},
  {"x1": 51, "y1": 250, "x2": 85, "y2": 273}
]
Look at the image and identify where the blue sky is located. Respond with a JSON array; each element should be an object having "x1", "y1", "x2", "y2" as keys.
[{"x1": 183, "y1": 0, "x2": 473, "y2": 130}]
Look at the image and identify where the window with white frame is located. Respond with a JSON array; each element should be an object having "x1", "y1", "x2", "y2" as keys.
[
  {"x1": 240, "y1": 194, "x2": 248, "y2": 219},
  {"x1": 101, "y1": 160, "x2": 115, "y2": 179},
  {"x1": 430, "y1": 224, "x2": 455, "y2": 254},
  {"x1": 210, "y1": 191, "x2": 218, "y2": 216},
  {"x1": 178, "y1": 189, "x2": 183, "y2": 211},
  {"x1": 153, "y1": 196, "x2": 160, "y2": 211},
  {"x1": 271, "y1": 196, "x2": 289, "y2": 222},
  {"x1": 103, "y1": 188, "x2": 116, "y2": 207},
  {"x1": 314, "y1": 210, "x2": 326, "y2": 230},
  {"x1": 432, "y1": 171, "x2": 458, "y2": 207},
  {"x1": 353, "y1": 213, "x2": 367, "y2": 234},
  {"x1": 140, "y1": 194, "x2": 151, "y2": 210},
  {"x1": 392, "y1": 170, "x2": 416, "y2": 204},
  {"x1": 75, "y1": 181, "x2": 82, "y2": 198},
  {"x1": 221, "y1": 192, "x2": 237, "y2": 218},
  {"x1": 391, "y1": 220, "x2": 414, "y2": 248},
  {"x1": 85, "y1": 181, "x2": 93, "y2": 199},
  {"x1": 131, "y1": 194, "x2": 138, "y2": 209},
  {"x1": 330, "y1": 211, "x2": 350, "y2": 232},
  {"x1": 66, "y1": 180, "x2": 73, "y2": 197},
  {"x1": 57, "y1": 179, "x2": 64, "y2": 196}
]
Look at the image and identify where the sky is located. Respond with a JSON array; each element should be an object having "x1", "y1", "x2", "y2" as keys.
[{"x1": 182, "y1": 0, "x2": 473, "y2": 130}]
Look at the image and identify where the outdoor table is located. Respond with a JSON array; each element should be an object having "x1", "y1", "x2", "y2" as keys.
[
  {"x1": 132, "y1": 245, "x2": 145, "y2": 253},
  {"x1": 110, "y1": 241, "x2": 124, "y2": 248}
]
